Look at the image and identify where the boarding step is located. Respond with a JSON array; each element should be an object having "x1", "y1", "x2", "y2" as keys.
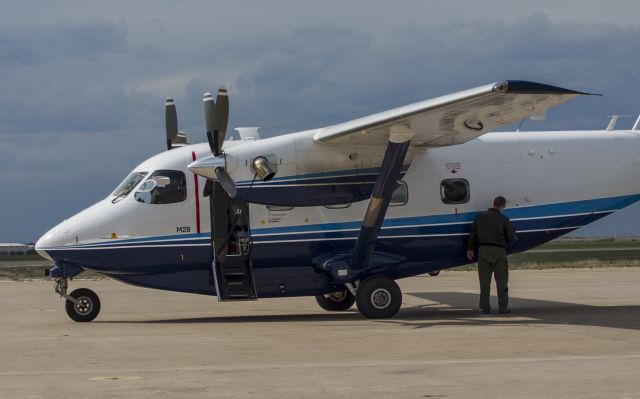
[{"x1": 213, "y1": 254, "x2": 257, "y2": 301}]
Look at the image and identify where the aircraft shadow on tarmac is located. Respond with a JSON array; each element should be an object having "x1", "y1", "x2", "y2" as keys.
[
  {"x1": 97, "y1": 291, "x2": 640, "y2": 331},
  {"x1": 391, "y1": 291, "x2": 640, "y2": 331}
]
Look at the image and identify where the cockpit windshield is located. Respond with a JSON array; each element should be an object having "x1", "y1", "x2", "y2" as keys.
[
  {"x1": 134, "y1": 170, "x2": 187, "y2": 204},
  {"x1": 112, "y1": 172, "x2": 148, "y2": 200}
]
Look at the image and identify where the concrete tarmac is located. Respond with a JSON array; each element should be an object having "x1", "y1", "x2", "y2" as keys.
[{"x1": 1, "y1": 268, "x2": 639, "y2": 398}]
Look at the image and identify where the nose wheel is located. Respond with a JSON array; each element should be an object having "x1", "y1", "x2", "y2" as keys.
[
  {"x1": 65, "y1": 288, "x2": 101, "y2": 322},
  {"x1": 54, "y1": 278, "x2": 101, "y2": 322}
]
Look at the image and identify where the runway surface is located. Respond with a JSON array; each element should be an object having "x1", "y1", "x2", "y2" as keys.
[{"x1": 1, "y1": 268, "x2": 639, "y2": 398}]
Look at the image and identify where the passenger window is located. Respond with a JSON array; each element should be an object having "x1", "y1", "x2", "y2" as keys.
[
  {"x1": 390, "y1": 181, "x2": 408, "y2": 206},
  {"x1": 440, "y1": 178, "x2": 470, "y2": 204},
  {"x1": 135, "y1": 170, "x2": 187, "y2": 204}
]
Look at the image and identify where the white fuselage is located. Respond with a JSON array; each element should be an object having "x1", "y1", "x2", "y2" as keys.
[
  {"x1": 36, "y1": 129, "x2": 640, "y2": 250},
  {"x1": 34, "y1": 128, "x2": 640, "y2": 299}
]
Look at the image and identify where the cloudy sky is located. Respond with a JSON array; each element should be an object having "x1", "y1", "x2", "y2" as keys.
[{"x1": 2, "y1": 0, "x2": 640, "y2": 242}]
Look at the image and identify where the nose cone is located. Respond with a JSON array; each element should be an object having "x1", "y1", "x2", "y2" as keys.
[
  {"x1": 188, "y1": 155, "x2": 226, "y2": 180},
  {"x1": 35, "y1": 237, "x2": 53, "y2": 261},
  {"x1": 35, "y1": 221, "x2": 70, "y2": 261}
]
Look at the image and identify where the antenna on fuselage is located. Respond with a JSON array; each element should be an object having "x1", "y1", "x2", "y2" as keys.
[
  {"x1": 606, "y1": 115, "x2": 632, "y2": 131},
  {"x1": 633, "y1": 115, "x2": 640, "y2": 131}
]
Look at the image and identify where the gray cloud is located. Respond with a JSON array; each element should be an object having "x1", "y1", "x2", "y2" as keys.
[
  {"x1": 221, "y1": 15, "x2": 640, "y2": 135},
  {"x1": 0, "y1": 20, "x2": 127, "y2": 66},
  {"x1": 134, "y1": 44, "x2": 166, "y2": 61}
]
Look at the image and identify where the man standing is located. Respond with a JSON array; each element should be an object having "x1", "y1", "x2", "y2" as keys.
[{"x1": 467, "y1": 196, "x2": 517, "y2": 314}]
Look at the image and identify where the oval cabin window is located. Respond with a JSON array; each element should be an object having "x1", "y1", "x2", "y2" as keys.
[{"x1": 440, "y1": 179, "x2": 470, "y2": 204}]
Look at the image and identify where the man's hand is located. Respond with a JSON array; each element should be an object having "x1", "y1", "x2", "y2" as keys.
[{"x1": 466, "y1": 249, "x2": 474, "y2": 261}]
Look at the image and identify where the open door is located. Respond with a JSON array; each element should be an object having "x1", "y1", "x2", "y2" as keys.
[{"x1": 210, "y1": 186, "x2": 257, "y2": 301}]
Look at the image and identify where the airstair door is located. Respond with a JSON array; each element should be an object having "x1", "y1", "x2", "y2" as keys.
[{"x1": 211, "y1": 199, "x2": 257, "y2": 301}]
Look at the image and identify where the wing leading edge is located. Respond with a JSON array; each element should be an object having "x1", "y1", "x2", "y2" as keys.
[{"x1": 313, "y1": 80, "x2": 597, "y2": 147}]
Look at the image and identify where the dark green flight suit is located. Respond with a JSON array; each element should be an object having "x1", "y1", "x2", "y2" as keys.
[{"x1": 468, "y1": 208, "x2": 517, "y2": 313}]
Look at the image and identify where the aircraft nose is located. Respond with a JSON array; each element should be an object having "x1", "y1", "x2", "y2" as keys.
[
  {"x1": 35, "y1": 222, "x2": 70, "y2": 261},
  {"x1": 35, "y1": 235, "x2": 54, "y2": 261}
]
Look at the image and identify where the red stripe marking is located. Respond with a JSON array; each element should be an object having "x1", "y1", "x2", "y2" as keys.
[{"x1": 191, "y1": 151, "x2": 201, "y2": 234}]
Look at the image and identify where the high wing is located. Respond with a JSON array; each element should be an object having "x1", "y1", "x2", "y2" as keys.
[{"x1": 313, "y1": 80, "x2": 595, "y2": 147}]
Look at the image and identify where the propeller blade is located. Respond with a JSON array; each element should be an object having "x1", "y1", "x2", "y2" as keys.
[
  {"x1": 203, "y1": 179, "x2": 213, "y2": 198},
  {"x1": 165, "y1": 98, "x2": 178, "y2": 150},
  {"x1": 213, "y1": 87, "x2": 229, "y2": 155},
  {"x1": 215, "y1": 167, "x2": 237, "y2": 198},
  {"x1": 202, "y1": 92, "x2": 217, "y2": 155}
]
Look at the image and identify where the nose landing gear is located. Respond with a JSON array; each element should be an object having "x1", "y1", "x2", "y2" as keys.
[{"x1": 54, "y1": 278, "x2": 101, "y2": 322}]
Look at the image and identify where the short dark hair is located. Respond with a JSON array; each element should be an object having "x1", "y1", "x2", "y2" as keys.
[{"x1": 493, "y1": 196, "x2": 507, "y2": 208}]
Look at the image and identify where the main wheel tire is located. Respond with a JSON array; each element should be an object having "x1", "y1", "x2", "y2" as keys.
[
  {"x1": 428, "y1": 271, "x2": 440, "y2": 277},
  {"x1": 65, "y1": 288, "x2": 101, "y2": 322},
  {"x1": 355, "y1": 276, "x2": 402, "y2": 319},
  {"x1": 315, "y1": 290, "x2": 356, "y2": 311}
]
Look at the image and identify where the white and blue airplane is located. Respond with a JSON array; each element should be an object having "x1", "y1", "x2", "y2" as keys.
[{"x1": 35, "y1": 80, "x2": 640, "y2": 322}]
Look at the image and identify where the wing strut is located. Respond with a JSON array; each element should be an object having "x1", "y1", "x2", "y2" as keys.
[{"x1": 350, "y1": 126, "x2": 414, "y2": 270}]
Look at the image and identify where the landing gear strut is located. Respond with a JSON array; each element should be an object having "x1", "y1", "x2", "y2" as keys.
[{"x1": 55, "y1": 278, "x2": 101, "y2": 322}]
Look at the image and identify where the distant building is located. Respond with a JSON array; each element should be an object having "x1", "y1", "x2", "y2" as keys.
[{"x1": 0, "y1": 243, "x2": 34, "y2": 255}]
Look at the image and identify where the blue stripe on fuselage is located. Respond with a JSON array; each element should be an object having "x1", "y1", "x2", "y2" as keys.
[
  {"x1": 235, "y1": 166, "x2": 410, "y2": 185},
  {"x1": 253, "y1": 193, "x2": 640, "y2": 235},
  {"x1": 48, "y1": 193, "x2": 640, "y2": 249}
]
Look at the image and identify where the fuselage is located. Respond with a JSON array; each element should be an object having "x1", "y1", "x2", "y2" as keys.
[{"x1": 36, "y1": 129, "x2": 640, "y2": 297}]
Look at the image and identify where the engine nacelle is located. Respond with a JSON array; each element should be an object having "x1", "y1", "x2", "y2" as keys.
[{"x1": 189, "y1": 129, "x2": 413, "y2": 207}]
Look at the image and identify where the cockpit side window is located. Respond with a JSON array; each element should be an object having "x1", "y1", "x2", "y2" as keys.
[
  {"x1": 134, "y1": 170, "x2": 187, "y2": 205},
  {"x1": 112, "y1": 172, "x2": 148, "y2": 202}
]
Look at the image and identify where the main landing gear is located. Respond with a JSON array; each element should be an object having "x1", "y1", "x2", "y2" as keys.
[
  {"x1": 316, "y1": 275, "x2": 403, "y2": 319},
  {"x1": 355, "y1": 276, "x2": 402, "y2": 319},
  {"x1": 315, "y1": 290, "x2": 356, "y2": 311},
  {"x1": 55, "y1": 278, "x2": 101, "y2": 322}
]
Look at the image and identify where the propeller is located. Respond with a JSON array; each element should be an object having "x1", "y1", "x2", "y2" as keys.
[
  {"x1": 200, "y1": 87, "x2": 236, "y2": 265},
  {"x1": 165, "y1": 98, "x2": 187, "y2": 150},
  {"x1": 200, "y1": 89, "x2": 235, "y2": 197},
  {"x1": 200, "y1": 88, "x2": 237, "y2": 198},
  {"x1": 190, "y1": 86, "x2": 274, "y2": 199},
  {"x1": 165, "y1": 98, "x2": 178, "y2": 150},
  {"x1": 203, "y1": 88, "x2": 229, "y2": 156}
]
